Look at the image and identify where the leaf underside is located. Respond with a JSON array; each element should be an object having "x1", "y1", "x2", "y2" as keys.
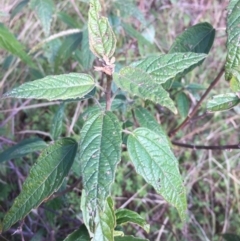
[
  {"x1": 207, "y1": 93, "x2": 240, "y2": 112},
  {"x1": 2, "y1": 138, "x2": 78, "y2": 231},
  {"x1": 93, "y1": 197, "x2": 115, "y2": 241},
  {"x1": 88, "y1": 0, "x2": 116, "y2": 58},
  {"x1": 115, "y1": 208, "x2": 150, "y2": 233},
  {"x1": 0, "y1": 23, "x2": 34, "y2": 67}
]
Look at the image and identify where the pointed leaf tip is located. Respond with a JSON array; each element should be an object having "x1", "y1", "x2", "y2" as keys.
[
  {"x1": 88, "y1": 0, "x2": 116, "y2": 58},
  {"x1": 3, "y1": 138, "x2": 78, "y2": 231},
  {"x1": 3, "y1": 73, "x2": 95, "y2": 101},
  {"x1": 113, "y1": 67, "x2": 177, "y2": 114},
  {"x1": 127, "y1": 128, "x2": 187, "y2": 221}
]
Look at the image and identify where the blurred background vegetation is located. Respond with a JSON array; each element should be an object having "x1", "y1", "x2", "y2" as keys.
[{"x1": 1, "y1": 0, "x2": 240, "y2": 240}]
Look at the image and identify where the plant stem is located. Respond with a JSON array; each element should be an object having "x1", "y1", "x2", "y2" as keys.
[
  {"x1": 172, "y1": 141, "x2": 240, "y2": 150},
  {"x1": 106, "y1": 74, "x2": 113, "y2": 111},
  {"x1": 169, "y1": 66, "x2": 225, "y2": 138}
]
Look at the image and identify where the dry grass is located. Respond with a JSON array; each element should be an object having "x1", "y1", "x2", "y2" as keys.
[{"x1": 1, "y1": 0, "x2": 240, "y2": 241}]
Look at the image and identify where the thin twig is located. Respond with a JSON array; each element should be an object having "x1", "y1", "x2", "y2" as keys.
[
  {"x1": 120, "y1": 184, "x2": 147, "y2": 209},
  {"x1": 106, "y1": 75, "x2": 113, "y2": 111},
  {"x1": 169, "y1": 66, "x2": 225, "y2": 137},
  {"x1": 0, "y1": 100, "x2": 31, "y2": 127},
  {"x1": 172, "y1": 141, "x2": 240, "y2": 150}
]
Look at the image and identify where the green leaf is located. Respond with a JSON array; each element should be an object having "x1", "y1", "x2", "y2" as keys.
[
  {"x1": 127, "y1": 128, "x2": 187, "y2": 221},
  {"x1": 222, "y1": 233, "x2": 240, "y2": 241},
  {"x1": 186, "y1": 83, "x2": 206, "y2": 91},
  {"x1": 2, "y1": 138, "x2": 78, "y2": 231},
  {"x1": 113, "y1": 67, "x2": 177, "y2": 114},
  {"x1": 44, "y1": 38, "x2": 62, "y2": 64},
  {"x1": 113, "y1": 0, "x2": 146, "y2": 25},
  {"x1": 81, "y1": 98, "x2": 126, "y2": 118},
  {"x1": 164, "y1": 22, "x2": 215, "y2": 89},
  {"x1": 0, "y1": 138, "x2": 47, "y2": 163},
  {"x1": 88, "y1": 0, "x2": 116, "y2": 58},
  {"x1": 176, "y1": 92, "x2": 190, "y2": 118},
  {"x1": 81, "y1": 189, "x2": 93, "y2": 236},
  {"x1": 121, "y1": 22, "x2": 151, "y2": 47},
  {"x1": 115, "y1": 236, "x2": 149, "y2": 241},
  {"x1": 230, "y1": 74, "x2": 240, "y2": 92},
  {"x1": 79, "y1": 112, "x2": 122, "y2": 214},
  {"x1": 93, "y1": 197, "x2": 116, "y2": 241},
  {"x1": 132, "y1": 52, "x2": 207, "y2": 84},
  {"x1": 50, "y1": 103, "x2": 65, "y2": 140},
  {"x1": 29, "y1": 0, "x2": 55, "y2": 36},
  {"x1": 134, "y1": 107, "x2": 165, "y2": 137},
  {"x1": 64, "y1": 87, "x2": 96, "y2": 103},
  {"x1": 56, "y1": 32, "x2": 82, "y2": 62},
  {"x1": 225, "y1": 1, "x2": 240, "y2": 88},
  {"x1": 75, "y1": 30, "x2": 95, "y2": 70},
  {"x1": 115, "y1": 209, "x2": 150, "y2": 233},
  {"x1": 169, "y1": 22, "x2": 215, "y2": 54},
  {"x1": 0, "y1": 23, "x2": 34, "y2": 67},
  {"x1": 63, "y1": 225, "x2": 90, "y2": 241},
  {"x1": 207, "y1": 93, "x2": 240, "y2": 112},
  {"x1": 11, "y1": 0, "x2": 29, "y2": 19},
  {"x1": 57, "y1": 12, "x2": 80, "y2": 28},
  {"x1": 3, "y1": 73, "x2": 95, "y2": 101}
]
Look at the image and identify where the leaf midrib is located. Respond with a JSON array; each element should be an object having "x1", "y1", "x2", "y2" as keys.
[{"x1": 4, "y1": 143, "x2": 75, "y2": 229}]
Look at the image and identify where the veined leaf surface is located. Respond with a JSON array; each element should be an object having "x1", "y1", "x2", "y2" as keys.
[
  {"x1": 164, "y1": 22, "x2": 215, "y2": 89},
  {"x1": 30, "y1": 0, "x2": 55, "y2": 36},
  {"x1": 115, "y1": 209, "x2": 150, "y2": 233},
  {"x1": 113, "y1": 67, "x2": 177, "y2": 114},
  {"x1": 79, "y1": 112, "x2": 122, "y2": 213},
  {"x1": 0, "y1": 23, "x2": 34, "y2": 67},
  {"x1": 207, "y1": 93, "x2": 240, "y2": 112},
  {"x1": 2, "y1": 138, "x2": 78, "y2": 231},
  {"x1": 127, "y1": 128, "x2": 187, "y2": 221},
  {"x1": 132, "y1": 52, "x2": 207, "y2": 84},
  {"x1": 88, "y1": 0, "x2": 116, "y2": 58},
  {"x1": 135, "y1": 107, "x2": 165, "y2": 137},
  {"x1": 3, "y1": 73, "x2": 95, "y2": 101},
  {"x1": 50, "y1": 103, "x2": 65, "y2": 140},
  {"x1": 225, "y1": 1, "x2": 240, "y2": 91},
  {"x1": 93, "y1": 197, "x2": 115, "y2": 241},
  {"x1": 169, "y1": 22, "x2": 215, "y2": 54}
]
